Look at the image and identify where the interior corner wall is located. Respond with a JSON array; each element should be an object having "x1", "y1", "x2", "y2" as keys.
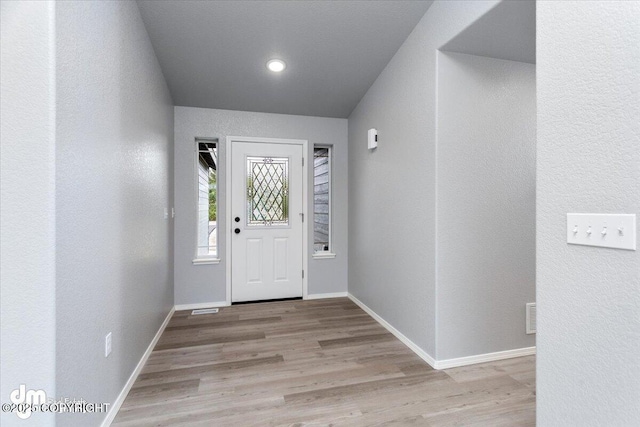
[
  {"x1": 347, "y1": 0, "x2": 500, "y2": 357},
  {"x1": 54, "y1": 2, "x2": 174, "y2": 426},
  {"x1": 174, "y1": 107, "x2": 348, "y2": 305},
  {"x1": 1, "y1": 2, "x2": 57, "y2": 426},
  {"x1": 537, "y1": 1, "x2": 640, "y2": 425},
  {"x1": 436, "y1": 52, "x2": 536, "y2": 360}
]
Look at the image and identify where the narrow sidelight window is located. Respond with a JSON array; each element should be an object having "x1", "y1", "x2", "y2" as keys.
[
  {"x1": 196, "y1": 138, "x2": 218, "y2": 258},
  {"x1": 313, "y1": 146, "x2": 331, "y2": 253}
]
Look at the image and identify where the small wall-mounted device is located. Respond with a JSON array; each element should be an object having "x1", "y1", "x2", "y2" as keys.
[{"x1": 368, "y1": 128, "x2": 378, "y2": 150}]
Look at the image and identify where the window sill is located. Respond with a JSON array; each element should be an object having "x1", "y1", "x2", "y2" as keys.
[
  {"x1": 312, "y1": 252, "x2": 336, "y2": 260},
  {"x1": 192, "y1": 258, "x2": 221, "y2": 265}
]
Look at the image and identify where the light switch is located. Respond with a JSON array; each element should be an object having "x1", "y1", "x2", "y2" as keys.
[{"x1": 567, "y1": 213, "x2": 636, "y2": 250}]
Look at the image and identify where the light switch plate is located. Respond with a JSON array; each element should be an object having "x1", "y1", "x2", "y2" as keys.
[
  {"x1": 105, "y1": 332, "x2": 112, "y2": 357},
  {"x1": 567, "y1": 213, "x2": 636, "y2": 250}
]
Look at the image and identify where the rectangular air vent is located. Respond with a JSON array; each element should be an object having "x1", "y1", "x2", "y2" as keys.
[
  {"x1": 191, "y1": 308, "x2": 219, "y2": 315},
  {"x1": 526, "y1": 303, "x2": 536, "y2": 334}
]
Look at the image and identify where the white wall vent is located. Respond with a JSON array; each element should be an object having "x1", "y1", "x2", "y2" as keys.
[
  {"x1": 525, "y1": 303, "x2": 536, "y2": 334},
  {"x1": 191, "y1": 308, "x2": 219, "y2": 315}
]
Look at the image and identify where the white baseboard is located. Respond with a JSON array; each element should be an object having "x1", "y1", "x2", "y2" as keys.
[
  {"x1": 174, "y1": 301, "x2": 228, "y2": 311},
  {"x1": 347, "y1": 293, "x2": 437, "y2": 368},
  {"x1": 434, "y1": 346, "x2": 536, "y2": 370},
  {"x1": 306, "y1": 292, "x2": 348, "y2": 300},
  {"x1": 100, "y1": 307, "x2": 175, "y2": 427},
  {"x1": 348, "y1": 293, "x2": 536, "y2": 371}
]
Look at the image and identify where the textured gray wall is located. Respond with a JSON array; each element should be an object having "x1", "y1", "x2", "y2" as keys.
[
  {"x1": 55, "y1": 2, "x2": 174, "y2": 425},
  {"x1": 348, "y1": 1, "x2": 499, "y2": 357},
  {"x1": 174, "y1": 107, "x2": 348, "y2": 305},
  {"x1": 0, "y1": 2, "x2": 56, "y2": 426},
  {"x1": 537, "y1": 1, "x2": 640, "y2": 425},
  {"x1": 436, "y1": 52, "x2": 536, "y2": 360}
]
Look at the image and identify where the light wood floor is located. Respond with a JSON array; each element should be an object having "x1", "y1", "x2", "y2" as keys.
[{"x1": 113, "y1": 298, "x2": 535, "y2": 426}]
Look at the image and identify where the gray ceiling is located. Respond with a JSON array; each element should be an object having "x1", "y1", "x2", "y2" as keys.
[
  {"x1": 441, "y1": 0, "x2": 536, "y2": 64},
  {"x1": 137, "y1": 0, "x2": 433, "y2": 118}
]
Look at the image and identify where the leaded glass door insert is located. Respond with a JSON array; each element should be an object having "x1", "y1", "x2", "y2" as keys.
[{"x1": 246, "y1": 157, "x2": 289, "y2": 227}]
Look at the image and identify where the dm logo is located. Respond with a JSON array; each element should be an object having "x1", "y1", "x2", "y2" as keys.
[{"x1": 10, "y1": 384, "x2": 47, "y2": 419}]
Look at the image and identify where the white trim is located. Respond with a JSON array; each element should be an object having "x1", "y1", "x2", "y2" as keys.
[
  {"x1": 301, "y1": 140, "x2": 309, "y2": 301},
  {"x1": 312, "y1": 252, "x2": 336, "y2": 259},
  {"x1": 226, "y1": 136, "x2": 309, "y2": 304},
  {"x1": 225, "y1": 136, "x2": 231, "y2": 306},
  {"x1": 434, "y1": 50, "x2": 440, "y2": 359},
  {"x1": 434, "y1": 346, "x2": 537, "y2": 370},
  {"x1": 192, "y1": 258, "x2": 221, "y2": 265},
  {"x1": 227, "y1": 136, "x2": 308, "y2": 146},
  {"x1": 306, "y1": 292, "x2": 348, "y2": 300},
  {"x1": 174, "y1": 301, "x2": 229, "y2": 311},
  {"x1": 100, "y1": 307, "x2": 175, "y2": 427},
  {"x1": 348, "y1": 293, "x2": 437, "y2": 368},
  {"x1": 348, "y1": 293, "x2": 536, "y2": 370}
]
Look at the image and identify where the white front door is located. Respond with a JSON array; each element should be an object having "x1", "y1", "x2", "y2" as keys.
[{"x1": 231, "y1": 140, "x2": 304, "y2": 302}]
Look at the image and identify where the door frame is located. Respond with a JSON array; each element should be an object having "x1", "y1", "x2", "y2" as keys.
[{"x1": 225, "y1": 136, "x2": 309, "y2": 305}]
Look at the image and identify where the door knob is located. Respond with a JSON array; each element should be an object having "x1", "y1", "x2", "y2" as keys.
[
  {"x1": 234, "y1": 228, "x2": 241, "y2": 234},
  {"x1": 235, "y1": 217, "x2": 240, "y2": 223}
]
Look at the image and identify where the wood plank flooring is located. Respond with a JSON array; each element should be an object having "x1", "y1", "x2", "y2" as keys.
[{"x1": 113, "y1": 298, "x2": 535, "y2": 426}]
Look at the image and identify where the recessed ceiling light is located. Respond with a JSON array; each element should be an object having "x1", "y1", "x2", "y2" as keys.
[{"x1": 266, "y1": 59, "x2": 286, "y2": 73}]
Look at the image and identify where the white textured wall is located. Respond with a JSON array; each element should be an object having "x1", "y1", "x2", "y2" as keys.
[
  {"x1": 0, "y1": 2, "x2": 56, "y2": 426},
  {"x1": 54, "y1": 2, "x2": 174, "y2": 425},
  {"x1": 348, "y1": 1, "x2": 499, "y2": 357},
  {"x1": 174, "y1": 107, "x2": 348, "y2": 305},
  {"x1": 537, "y1": 1, "x2": 640, "y2": 425},
  {"x1": 436, "y1": 52, "x2": 536, "y2": 359}
]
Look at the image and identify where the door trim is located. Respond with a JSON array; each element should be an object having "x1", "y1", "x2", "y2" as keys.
[{"x1": 225, "y1": 136, "x2": 308, "y2": 305}]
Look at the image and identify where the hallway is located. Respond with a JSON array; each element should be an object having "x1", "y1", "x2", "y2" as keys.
[{"x1": 114, "y1": 298, "x2": 535, "y2": 426}]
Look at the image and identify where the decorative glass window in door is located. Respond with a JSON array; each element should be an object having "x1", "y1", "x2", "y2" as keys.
[{"x1": 246, "y1": 157, "x2": 289, "y2": 226}]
